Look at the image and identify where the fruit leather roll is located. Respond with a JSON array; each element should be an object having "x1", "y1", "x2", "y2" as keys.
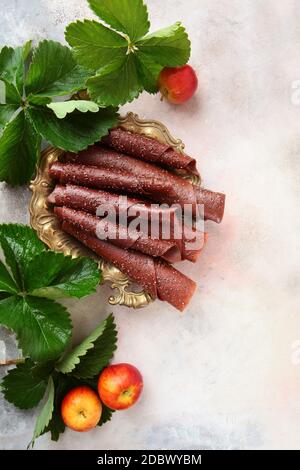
[
  {"x1": 49, "y1": 185, "x2": 205, "y2": 263},
  {"x1": 195, "y1": 187, "x2": 225, "y2": 224},
  {"x1": 48, "y1": 184, "x2": 177, "y2": 221},
  {"x1": 49, "y1": 162, "x2": 193, "y2": 208},
  {"x1": 54, "y1": 206, "x2": 182, "y2": 263},
  {"x1": 62, "y1": 148, "x2": 225, "y2": 223},
  {"x1": 170, "y1": 219, "x2": 206, "y2": 263},
  {"x1": 65, "y1": 145, "x2": 198, "y2": 193},
  {"x1": 101, "y1": 127, "x2": 199, "y2": 176},
  {"x1": 62, "y1": 221, "x2": 197, "y2": 311}
]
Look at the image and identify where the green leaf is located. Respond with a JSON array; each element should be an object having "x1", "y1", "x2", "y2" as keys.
[
  {"x1": 0, "y1": 295, "x2": 72, "y2": 362},
  {"x1": 29, "y1": 377, "x2": 55, "y2": 448},
  {"x1": 58, "y1": 314, "x2": 117, "y2": 379},
  {"x1": 1, "y1": 359, "x2": 48, "y2": 409},
  {"x1": 44, "y1": 412, "x2": 65, "y2": 442},
  {"x1": 0, "y1": 104, "x2": 19, "y2": 131},
  {"x1": 0, "y1": 46, "x2": 24, "y2": 96},
  {"x1": 65, "y1": 8, "x2": 191, "y2": 107},
  {"x1": 25, "y1": 251, "x2": 101, "y2": 299},
  {"x1": 65, "y1": 20, "x2": 127, "y2": 72},
  {"x1": 136, "y1": 52, "x2": 163, "y2": 93},
  {"x1": 25, "y1": 40, "x2": 90, "y2": 100},
  {"x1": 137, "y1": 22, "x2": 191, "y2": 66},
  {"x1": 0, "y1": 292, "x2": 11, "y2": 301},
  {"x1": 23, "y1": 40, "x2": 32, "y2": 61},
  {"x1": 0, "y1": 81, "x2": 5, "y2": 103},
  {"x1": 47, "y1": 100, "x2": 99, "y2": 119},
  {"x1": 28, "y1": 96, "x2": 52, "y2": 106},
  {"x1": 4, "y1": 82, "x2": 21, "y2": 105},
  {"x1": 27, "y1": 105, "x2": 118, "y2": 152},
  {"x1": 98, "y1": 404, "x2": 115, "y2": 427},
  {"x1": 87, "y1": 55, "x2": 143, "y2": 106},
  {"x1": 0, "y1": 224, "x2": 45, "y2": 289},
  {"x1": 0, "y1": 110, "x2": 41, "y2": 186},
  {"x1": 0, "y1": 260, "x2": 18, "y2": 294},
  {"x1": 88, "y1": 0, "x2": 150, "y2": 41}
]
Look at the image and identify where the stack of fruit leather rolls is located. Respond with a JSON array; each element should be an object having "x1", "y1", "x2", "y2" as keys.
[
  {"x1": 49, "y1": 185, "x2": 204, "y2": 263},
  {"x1": 49, "y1": 129, "x2": 226, "y2": 311},
  {"x1": 50, "y1": 147, "x2": 225, "y2": 222}
]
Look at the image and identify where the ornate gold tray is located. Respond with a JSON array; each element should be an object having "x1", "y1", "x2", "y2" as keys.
[{"x1": 30, "y1": 112, "x2": 200, "y2": 308}]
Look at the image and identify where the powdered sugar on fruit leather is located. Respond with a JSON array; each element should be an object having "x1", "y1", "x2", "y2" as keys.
[{"x1": 102, "y1": 127, "x2": 199, "y2": 176}]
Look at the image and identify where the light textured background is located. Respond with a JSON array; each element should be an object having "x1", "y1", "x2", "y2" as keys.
[{"x1": 1, "y1": 0, "x2": 300, "y2": 450}]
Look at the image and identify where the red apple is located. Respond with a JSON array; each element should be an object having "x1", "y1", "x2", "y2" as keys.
[
  {"x1": 61, "y1": 386, "x2": 102, "y2": 432},
  {"x1": 158, "y1": 65, "x2": 198, "y2": 104},
  {"x1": 98, "y1": 363, "x2": 143, "y2": 410}
]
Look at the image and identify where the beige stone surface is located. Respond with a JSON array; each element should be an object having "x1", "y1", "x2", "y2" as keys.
[{"x1": 0, "y1": 0, "x2": 300, "y2": 449}]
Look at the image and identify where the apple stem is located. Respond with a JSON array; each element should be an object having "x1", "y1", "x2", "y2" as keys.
[{"x1": 0, "y1": 358, "x2": 25, "y2": 366}]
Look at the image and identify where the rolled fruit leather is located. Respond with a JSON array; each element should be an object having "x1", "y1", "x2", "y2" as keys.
[
  {"x1": 49, "y1": 185, "x2": 205, "y2": 262},
  {"x1": 62, "y1": 221, "x2": 197, "y2": 312},
  {"x1": 102, "y1": 127, "x2": 199, "y2": 176},
  {"x1": 50, "y1": 160, "x2": 225, "y2": 223},
  {"x1": 54, "y1": 206, "x2": 182, "y2": 263}
]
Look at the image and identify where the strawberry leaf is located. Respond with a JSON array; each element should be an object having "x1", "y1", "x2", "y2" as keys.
[
  {"x1": 98, "y1": 404, "x2": 115, "y2": 427},
  {"x1": 0, "y1": 260, "x2": 18, "y2": 294},
  {"x1": 1, "y1": 359, "x2": 49, "y2": 409},
  {"x1": 0, "y1": 295, "x2": 72, "y2": 362},
  {"x1": 0, "y1": 39, "x2": 116, "y2": 186},
  {"x1": 0, "y1": 110, "x2": 41, "y2": 186},
  {"x1": 29, "y1": 377, "x2": 55, "y2": 448},
  {"x1": 0, "y1": 224, "x2": 45, "y2": 289},
  {"x1": 57, "y1": 314, "x2": 117, "y2": 378},
  {"x1": 87, "y1": 55, "x2": 143, "y2": 106},
  {"x1": 25, "y1": 40, "x2": 90, "y2": 100},
  {"x1": 0, "y1": 224, "x2": 103, "y2": 363},
  {"x1": 0, "y1": 46, "x2": 24, "y2": 97},
  {"x1": 65, "y1": 20, "x2": 127, "y2": 72},
  {"x1": 88, "y1": 0, "x2": 150, "y2": 41},
  {"x1": 27, "y1": 105, "x2": 118, "y2": 153},
  {"x1": 0, "y1": 104, "x2": 19, "y2": 131},
  {"x1": 65, "y1": 2, "x2": 191, "y2": 106},
  {"x1": 25, "y1": 251, "x2": 101, "y2": 300},
  {"x1": 47, "y1": 100, "x2": 99, "y2": 119},
  {"x1": 137, "y1": 22, "x2": 191, "y2": 66}
]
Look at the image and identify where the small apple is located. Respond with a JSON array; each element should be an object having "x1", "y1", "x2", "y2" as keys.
[
  {"x1": 98, "y1": 363, "x2": 143, "y2": 411},
  {"x1": 61, "y1": 386, "x2": 102, "y2": 432},
  {"x1": 158, "y1": 65, "x2": 198, "y2": 104}
]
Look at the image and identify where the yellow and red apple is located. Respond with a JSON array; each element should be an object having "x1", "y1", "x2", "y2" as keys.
[
  {"x1": 158, "y1": 64, "x2": 198, "y2": 104},
  {"x1": 61, "y1": 386, "x2": 102, "y2": 432},
  {"x1": 98, "y1": 363, "x2": 143, "y2": 411}
]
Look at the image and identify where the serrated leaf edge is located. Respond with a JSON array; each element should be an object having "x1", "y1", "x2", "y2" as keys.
[
  {"x1": 28, "y1": 376, "x2": 55, "y2": 448},
  {"x1": 57, "y1": 314, "x2": 116, "y2": 374},
  {"x1": 87, "y1": 0, "x2": 150, "y2": 42}
]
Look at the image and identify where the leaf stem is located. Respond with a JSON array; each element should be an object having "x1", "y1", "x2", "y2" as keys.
[{"x1": 0, "y1": 358, "x2": 25, "y2": 366}]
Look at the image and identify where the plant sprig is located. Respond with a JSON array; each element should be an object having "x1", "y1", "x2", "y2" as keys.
[
  {"x1": 0, "y1": 224, "x2": 101, "y2": 362},
  {"x1": 1, "y1": 313, "x2": 117, "y2": 447},
  {"x1": 65, "y1": 0, "x2": 191, "y2": 106},
  {"x1": 0, "y1": 40, "x2": 118, "y2": 185}
]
